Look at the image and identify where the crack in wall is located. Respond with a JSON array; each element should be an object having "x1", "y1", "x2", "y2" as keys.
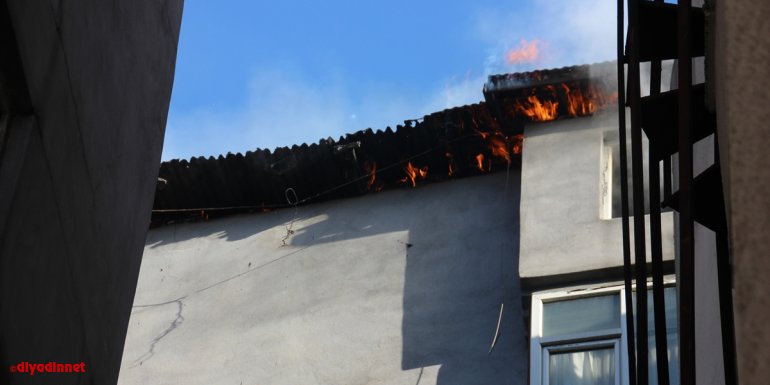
[
  {"x1": 132, "y1": 244, "x2": 313, "y2": 310},
  {"x1": 126, "y1": 245, "x2": 315, "y2": 369},
  {"x1": 131, "y1": 299, "x2": 184, "y2": 367}
]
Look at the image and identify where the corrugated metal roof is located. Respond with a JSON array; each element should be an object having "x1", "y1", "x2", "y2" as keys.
[{"x1": 151, "y1": 62, "x2": 617, "y2": 227}]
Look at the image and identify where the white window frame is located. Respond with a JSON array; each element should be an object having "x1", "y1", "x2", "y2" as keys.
[{"x1": 530, "y1": 284, "x2": 630, "y2": 385}]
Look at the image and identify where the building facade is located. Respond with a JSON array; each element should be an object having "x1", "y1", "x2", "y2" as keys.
[{"x1": 120, "y1": 64, "x2": 671, "y2": 385}]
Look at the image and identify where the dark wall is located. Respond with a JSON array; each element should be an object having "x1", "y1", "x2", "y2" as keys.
[{"x1": 0, "y1": 1, "x2": 183, "y2": 383}]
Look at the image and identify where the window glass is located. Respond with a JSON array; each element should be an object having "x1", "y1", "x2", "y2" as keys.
[
  {"x1": 543, "y1": 293, "x2": 620, "y2": 337},
  {"x1": 549, "y1": 347, "x2": 615, "y2": 385},
  {"x1": 633, "y1": 286, "x2": 679, "y2": 385}
]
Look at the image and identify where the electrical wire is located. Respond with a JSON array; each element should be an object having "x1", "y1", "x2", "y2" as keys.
[
  {"x1": 489, "y1": 154, "x2": 515, "y2": 354},
  {"x1": 151, "y1": 132, "x2": 481, "y2": 214}
]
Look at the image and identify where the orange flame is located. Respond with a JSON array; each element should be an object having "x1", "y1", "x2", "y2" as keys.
[
  {"x1": 475, "y1": 154, "x2": 485, "y2": 172},
  {"x1": 488, "y1": 136, "x2": 510, "y2": 164},
  {"x1": 400, "y1": 162, "x2": 428, "y2": 187},
  {"x1": 562, "y1": 83, "x2": 618, "y2": 117},
  {"x1": 512, "y1": 134, "x2": 524, "y2": 155},
  {"x1": 365, "y1": 161, "x2": 377, "y2": 190},
  {"x1": 474, "y1": 129, "x2": 489, "y2": 139},
  {"x1": 514, "y1": 95, "x2": 558, "y2": 121},
  {"x1": 446, "y1": 153, "x2": 455, "y2": 176},
  {"x1": 506, "y1": 83, "x2": 617, "y2": 122},
  {"x1": 563, "y1": 83, "x2": 594, "y2": 116},
  {"x1": 506, "y1": 39, "x2": 540, "y2": 65}
]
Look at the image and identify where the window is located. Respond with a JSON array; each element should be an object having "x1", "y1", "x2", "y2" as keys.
[
  {"x1": 530, "y1": 283, "x2": 678, "y2": 385},
  {"x1": 633, "y1": 286, "x2": 679, "y2": 385},
  {"x1": 531, "y1": 287, "x2": 627, "y2": 385},
  {"x1": 602, "y1": 129, "x2": 671, "y2": 219}
]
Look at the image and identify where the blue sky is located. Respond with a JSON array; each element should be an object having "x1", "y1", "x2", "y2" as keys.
[{"x1": 162, "y1": 0, "x2": 616, "y2": 161}]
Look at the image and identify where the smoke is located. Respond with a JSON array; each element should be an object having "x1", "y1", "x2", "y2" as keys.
[
  {"x1": 163, "y1": 68, "x2": 487, "y2": 161},
  {"x1": 164, "y1": 1, "x2": 626, "y2": 161},
  {"x1": 424, "y1": 72, "x2": 487, "y2": 113},
  {"x1": 476, "y1": 0, "x2": 617, "y2": 74}
]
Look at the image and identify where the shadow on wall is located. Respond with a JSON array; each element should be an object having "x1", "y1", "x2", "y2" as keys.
[
  {"x1": 141, "y1": 172, "x2": 528, "y2": 384},
  {"x1": 288, "y1": 172, "x2": 528, "y2": 385},
  {"x1": 401, "y1": 172, "x2": 525, "y2": 385},
  {"x1": 146, "y1": 208, "x2": 304, "y2": 248}
]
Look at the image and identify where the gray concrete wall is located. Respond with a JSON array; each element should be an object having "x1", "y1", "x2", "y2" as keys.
[
  {"x1": 119, "y1": 173, "x2": 527, "y2": 385},
  {"x1": 676, "y1": 135, "x2": 725, "y2": 385},
  {"x1": 518, "y1": 110, "x2": 674, "y2": 288},
  {"x1": 670, "y1": 137, "x2": 727, "y2": 385},
  {"x1": 693, "y1": 221, "x2": 725, "y2": 385},
  {"x1": 0, "y1": 1, "x2": 182, "y2": 384},
  {"x1": 715, "y1": 1, "x2": 770, "y2": 384}
]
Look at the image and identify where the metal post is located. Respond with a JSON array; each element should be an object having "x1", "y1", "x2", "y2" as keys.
[
  {"x1": 618, "y1": 1, "x2": 637, "y2": 384},
  {"x1": 715, "y1": 227, "x2": 737, "y2": 385},
  {"x1": 649, "y1": 144, "x2": 671, "y2": 385},
  {"x1": 617, "y1": 0, "x2": 636, "y2": 385},
  {"x1": 713, "y1": 135, "x2": 738, "y2": 385},
  {"x1": 677, "y1": 1, "x2": 695, "y2": 385},
  {"x1": 628, "y1": 0, "x2": 649, "y2": 384},
  {"x1": 663, "y1": 155, "x2": 671, "y2": 200},
  {"x1": 648, "y1": 14, "x2": 670, "y2": 381}
]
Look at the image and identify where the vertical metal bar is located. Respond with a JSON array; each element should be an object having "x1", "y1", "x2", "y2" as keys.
[
  {"x1": 647, "y1": 11, "x2": 670, "y2": 381},
  {"x1": 677, "y1": 1, "x2": 695, "y2": 385},
  {"x1": 648, "y1": 144, "x2": 671, "y2": 385},
  {"x1": 628, "y1": 0, "x2": 648, "y2": 384},
  {"x1": 618, "y1": 1, "x2": 637, "y2": 385},
  {"x1": 663, "y1": 154, "x2": 671, "y2": 200},
  {"x1": 650, "y1": 1, "x2": 671, "y2": 206},
  {"x1": 715, "y1": 227, "x2": 737, "y2": 385},
  {"x1": 650, "y1": 60, "x2": 662, "y2": 97},
  {"x1": 713, "y1": 135, "x2": 738, "y2": 385}
]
